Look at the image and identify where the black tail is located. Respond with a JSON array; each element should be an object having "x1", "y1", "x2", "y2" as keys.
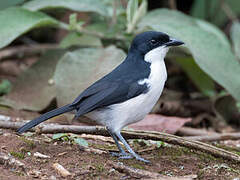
[{"x1": 17, "y1": 104, "x2": 75, "y2": 133}]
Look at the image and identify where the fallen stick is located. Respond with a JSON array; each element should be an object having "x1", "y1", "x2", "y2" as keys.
[
  {"x1": 108, "y1": 161, "x2": 197, "y2": 179},
  {"x1": 185, "y1": 133, "x2": 240, "y2": 142},
  {"x1": 1, "y1": 120, "x2": 240, "y2": 163},
  {"x1": 177, "y1": 127, "x2": 218, "y2": 136},
  {"x1": 0, "y1": 44, "x2": 58, "y2": 60}
]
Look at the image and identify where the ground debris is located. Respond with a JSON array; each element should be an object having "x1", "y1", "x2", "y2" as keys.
[
  {"x1": 33, "y1": 152, "x2": 50, "y2": 159},
  {"x1": 78, "y1": 145, "x2": 107, "y2": 154},
  {"x1": 52, "y1": 162, "x2": 71, "y2": 177},
  {"x1": 108, "y1": 161, "x2": 197, "y2": 180},
  {"x1": 0, "y1": 152, "x2": 25, "y2": 172}
]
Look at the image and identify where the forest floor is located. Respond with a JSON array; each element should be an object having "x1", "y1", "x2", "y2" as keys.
[{"x1": 1, "y1": 128, "x2": 240, "y2": 180}]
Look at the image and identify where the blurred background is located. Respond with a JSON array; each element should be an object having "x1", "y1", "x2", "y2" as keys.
[{"x1": 0, "y1": 0, "x2": 240, "y2": 135}]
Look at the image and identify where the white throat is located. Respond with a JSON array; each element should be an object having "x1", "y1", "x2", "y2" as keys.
[{"x1": 144, "y1": 46, "x2": 169, "y2": 63}]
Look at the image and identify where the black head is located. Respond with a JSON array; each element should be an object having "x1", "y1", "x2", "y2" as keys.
[{"x1": 129, "y1": 31, "x2": 184, "y2": 55}]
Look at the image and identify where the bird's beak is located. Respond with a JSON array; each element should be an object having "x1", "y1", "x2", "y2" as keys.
[{"x1": 165, "y1": 38, "x2": 184, "y2": 47}]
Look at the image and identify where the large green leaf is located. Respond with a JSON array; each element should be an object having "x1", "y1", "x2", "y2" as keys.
[
  {"x1": 60, "y1": 32, "x2": 102, "y2": 48},
  {"x1": 0, "y1": 7, "x2": 59, "y2": 49},
  {"x1": 230, "y1": 21, "x2": 240, "y2": 60},
  {"x1": 23, "y1": 0, "x2": 109, "y2": 17},
  {"x1": 0, "y1": 50, "x2": 64, "y2": 111},
  {"x1": 190, "y1": 0, "x2": 240, "y2": 26},
  {"x1": 53, "y1": 46, "x2": 126, "y2": 106},
  {"x1": 139, "y1": 9, "x2": 240, "y2": 101},
  {"x1": 0, "y1": 0, "x2": 24, "y2": 10}
]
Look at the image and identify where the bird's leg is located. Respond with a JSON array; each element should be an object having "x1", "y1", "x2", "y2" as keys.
[
  {"x1": 107, "y1": 129, "x2": 132, "y2": 159},
  {"x1": 115, "y1": 131, "x2": 150, "y2": 163}
]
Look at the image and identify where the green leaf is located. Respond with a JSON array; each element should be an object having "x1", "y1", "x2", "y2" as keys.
[
  {"x1": 190, "y1": 0, "x2": 240, "y2": 26},
  {"x1": 0, "y1": 50, "x2": 64, "y2": 111},
  {"x1": 0, "y1": 7, "x2": 59, "y2": 49},
  {"x1": 23, "y1": 0, "x2": 109, "y2": 17},
  {"x1": 0, "y1": 80, "x2": 12, "y2": 95},
  {"x1": 230, "y1": 21, "x2": 240, "y2": 60},
  {"x1": 73, "y1": 138, "x2": 88, "y2": 147},
  {"x1": 195, "y1": 19, "x2": 231, "y2": 48},
  {"x1": 60, "y1": 32, "x2": 102, "y2": 48},
  {"x1": 139, "y1": 9, "x2": 240, "y2": 101},
  {"x1": 127, "y1": 0, "x2": 138, "y2": 25},
  {"x1": 175, "y1": 57, "x2": 216, "y2": 97},
  {"x1": 0, "y1": 0, "x2": 24, "y2": 10},
  {"x1": 52, "y1": 133, "x2": 68, "y2": 140},
  {"x1": 127, "y1": 0, "x2": 147, "y2": 33},
  {"x1": 53, "y1": 46, "x2": 126, "y2": 106}
]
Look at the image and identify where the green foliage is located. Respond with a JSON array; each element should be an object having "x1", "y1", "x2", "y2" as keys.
[
  {"x1": 23, "y1": 0, "x2": 109, "y2": 17},
  {"x1": 139, "y1": 9, "x2": 240, "y2": 101},
  {"x1": 175, "y1": 57, "x2": 216, "y2": 97},
  {"x1": 0, "y1": 7, "x2": 59, "y2": 49},
  {"x1": 126, "y1": 0, "x2": 147, "y2": 33},
  {"x1": 0, "y1": 0, "x2": 240, "y2": 109},
  {"x1": 53, "y1": 46, "x2": 126, "y2": 106},
  {"x1": 190, "y1": 0, "x2": 240, "y2": 26},
  {"x1": 52, "y1": 133, "x2": 88, "y2": 147},
  {"x1": 230, "y1": 21, "x2": 240, "y2": 60},
  {"x1": 0, "y1": 80, "x2": 11, "y2": 95},
  {"x1": 0, "y1": 0, "x2": 24, "y2": 10},
  {"x1": 10, "y1": 151, "x2": 25, "y2": 159},
  {"x1": 60, "y1": 32, "x2": 102, "y2": 48}
]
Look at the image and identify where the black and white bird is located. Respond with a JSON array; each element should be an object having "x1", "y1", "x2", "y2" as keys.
[{"x1": 17, "y1": 31, "x2": 184, "y2": 163}]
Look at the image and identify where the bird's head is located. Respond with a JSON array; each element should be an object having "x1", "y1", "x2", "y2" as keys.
[{"x1": 129, "y1": 31, "x2": 184, "y2": 62}]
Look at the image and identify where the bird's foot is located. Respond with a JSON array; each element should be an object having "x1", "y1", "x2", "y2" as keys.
[
  {"x1": 110, "y1": 151, "x2": 132, "y2": 159},
  {"x1": 135, "y1": 156, "x2": 151, "y2": 164}
]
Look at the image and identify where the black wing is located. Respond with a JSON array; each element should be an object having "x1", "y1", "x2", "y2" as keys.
[{"x1": 70, "y1": 80, "x2": 148, "y2": 118}]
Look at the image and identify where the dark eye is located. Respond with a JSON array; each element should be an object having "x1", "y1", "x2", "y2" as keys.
[{"x1": 150, "y1": 39, "x2": 158, "y2": 45}]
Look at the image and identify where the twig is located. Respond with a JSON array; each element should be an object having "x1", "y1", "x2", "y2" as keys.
[
  {"x1": 221, "y1": 0, "x2": 238, "y2": 21},
  {"x1": 177, "y1": 127, "x2": 218, "y2": 136},
  {"x1": 59, "y1": 22, "x2": 125, "y2": 41},
  {"x1": 108, "y1": 161, "x2": 197, "y2": 179},
  {"x1": 1, "y1": 120, "x2": 240, "y2": 163},
  {"x1": 185, "y1": 133, "x2": 240, "y2": 142},
  {"x1": 0, "y1": 44, "x2": 58, "y2": 61},
  {"x1": 78, "y1": 145, "x2": 107, "y2": 154},
  {"x1": 168, "y1": 0, "x2": 177, "y2": 10}
]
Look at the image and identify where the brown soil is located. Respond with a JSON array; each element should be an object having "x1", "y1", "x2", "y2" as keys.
[{"x1": 0, "y1": 129, "x2": 240, "y2": 180}]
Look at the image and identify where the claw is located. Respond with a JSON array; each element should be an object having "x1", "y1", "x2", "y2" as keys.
[
  {"x1": 110, "y1": 152, "x2": 133, "y2": 159},
  {"x1": 135, "y1": 156, "x2": 151, "y2": 164}
]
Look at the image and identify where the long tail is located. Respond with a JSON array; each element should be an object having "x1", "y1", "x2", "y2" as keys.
[{"x1": 17, "y1": 104, "x2": 75, "y2": 133}]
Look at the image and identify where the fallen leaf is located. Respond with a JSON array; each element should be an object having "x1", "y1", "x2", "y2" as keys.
[
  {"x1": 129, "y1": 114, "x2": 191, "y2": 134},
  {"x1": 73, "y1": 137, "x2": 88, "y2": 147}
]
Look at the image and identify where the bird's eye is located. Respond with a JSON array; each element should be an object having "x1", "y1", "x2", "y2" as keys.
[{"x1": 150, "y1": 39, "x2": 158, "y2": 45}]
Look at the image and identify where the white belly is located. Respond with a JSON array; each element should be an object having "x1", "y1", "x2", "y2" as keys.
[{"x1": 86, "y1": 59, "x2": 167, "y2": 132}]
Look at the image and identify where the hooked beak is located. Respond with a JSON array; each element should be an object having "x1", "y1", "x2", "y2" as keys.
[{"x1": 165, "y1": 38, "x2": 184, "y2": 47}]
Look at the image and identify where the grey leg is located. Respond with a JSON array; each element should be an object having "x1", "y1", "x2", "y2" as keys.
[
  {"x1": 115, "y1": 131, "x2": 150, "y2": 163},
  {"x1": 108, "y1": 129, "x2": 132, "y2": 159}
]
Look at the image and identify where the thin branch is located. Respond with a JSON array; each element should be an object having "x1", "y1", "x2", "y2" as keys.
[
  {"x1": 1, "y1": 120, "x2": 240, "y2": 163},
  {"x1": 221, "y1": 0, "x2": 238, "y2": 21},
  {"x1": 177, "y1": 127, "x2": 218, "y2": 136},
  {"x1": 168, "y1": 0, "x2": 177, "y2": 10},
  {"x1": 0, "y1": 44, "x2": 58, "y2": 61},
  {"x1": 108, "y1": 161, "x2": 197, "y2": 179},
  {"x1": 185, "y1": 133, "x2": 240, "y2": 142},
  {"x1": 59, "y1": 22, "x2": 125, "y2": 41}
]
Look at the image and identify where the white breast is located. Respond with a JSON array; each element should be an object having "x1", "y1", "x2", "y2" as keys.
[{"x1": 86, "y1": 46, "x2": 169, "y2": 133}]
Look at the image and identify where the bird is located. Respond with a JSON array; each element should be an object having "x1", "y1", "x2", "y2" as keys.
[{"x1": 17, "y1": 31, "x2": 184, "y2": 163}]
